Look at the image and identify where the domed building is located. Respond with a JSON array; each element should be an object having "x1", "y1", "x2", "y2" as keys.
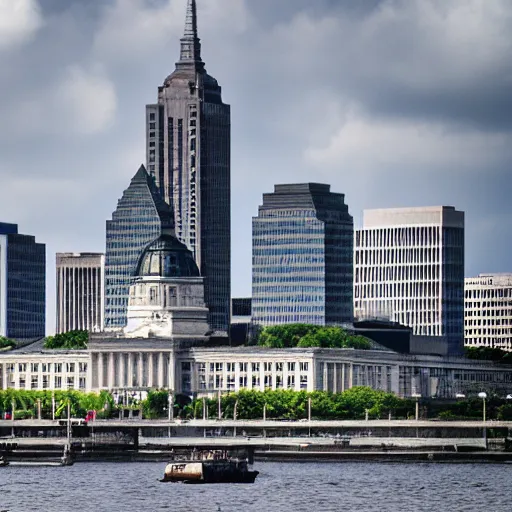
[{"x1": 124, "y1": 229, "x2": 210, "y2": 339}]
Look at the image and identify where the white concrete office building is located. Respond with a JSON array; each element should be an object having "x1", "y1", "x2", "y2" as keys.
[
  {"x1": 465, "y1": 273, "x2": 512, "y2": 351},
  {"x1": 56, "y1": 253, "x2": 105, "y2": 334},
  {"x1": 354, "y1": 206, "x2": 465, "y2": 354}
]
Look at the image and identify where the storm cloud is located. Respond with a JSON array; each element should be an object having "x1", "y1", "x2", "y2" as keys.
[{"x1": 0, "y1": 0, "x2": 511, "y2": 333}]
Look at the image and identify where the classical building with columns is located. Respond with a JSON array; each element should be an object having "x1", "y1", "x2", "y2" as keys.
[{"x1": 1, "y1": 227, "x2": 512, "y2": 400}]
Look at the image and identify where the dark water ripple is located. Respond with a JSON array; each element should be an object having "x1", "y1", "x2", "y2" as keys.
[{"x1": 0, "y1": 462, "x2": 510, "y2": 512}]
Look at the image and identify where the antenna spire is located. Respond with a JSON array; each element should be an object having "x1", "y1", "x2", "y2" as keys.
[{"x1": 179, "y1": 0, "x2": 203, "y2": 68}]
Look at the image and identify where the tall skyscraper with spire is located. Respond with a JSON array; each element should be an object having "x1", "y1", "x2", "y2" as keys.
[{"x1": 146, "y1": 0, "x2": 231, "y2": 333}]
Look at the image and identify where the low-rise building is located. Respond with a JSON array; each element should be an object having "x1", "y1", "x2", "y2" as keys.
[{"x1": 465, "y1": 273, "x2": 512, "y2": 351}]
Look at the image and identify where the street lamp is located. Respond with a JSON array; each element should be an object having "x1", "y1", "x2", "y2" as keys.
[
  {"x1": 412, "y1": 393, "x2": 421, "y2": 421},
  {"x1": 478, "y1": 392, "x2": 487, "y2": 422},
  {"x1": 478, "y1": 392, "x2": 488, "y2": 450}
]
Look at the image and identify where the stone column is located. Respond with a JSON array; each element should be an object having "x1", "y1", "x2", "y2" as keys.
[
  {"x1": 333, "y1": 363, "x2": 338, "y2": 394},
  {"x1": 108, "y1": 353, "x2": 115, "y2": 389},
  {"x1": 86, "y1": 355, "x2": 93, "y2": 392},
  {"x1": 148, "y1": 353, "x2": 154, "y2": 389},
  {"x1": 168, "y1": 352, "x2": 175, "y2": 391},
  {"x1": 119, "y1": 353, "x2": 125, "y2": 389},
  {"x1": 138, "y1": 353, "x2": 144, "y2": 388},
  {"x1": 323, "y1": 362, "x2": 328, "y2": 392},
  {"x1": 98, "y1": 353, "x2": 104, "y2": 389},
  {"x1": 127, "y1": 353, "x2": 133, "y2": 388},
  {"x1": 158, "y1": 353, "x2": 164, "y2": 388},
  {"x1": 341, "y1": 364, "x2": 346, "y2": 392},
  {"x1": 349, "y1": 363, "x2": 354, "y2": 390}
]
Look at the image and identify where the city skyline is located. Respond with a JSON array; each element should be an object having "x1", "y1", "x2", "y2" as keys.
[{"x1": 0, "y1": 0, "x2": 511, "y2": 334}]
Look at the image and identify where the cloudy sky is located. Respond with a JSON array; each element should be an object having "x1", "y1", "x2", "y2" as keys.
[{"x1": 1, "y1": 0, "x2": 511, "y2": 333}]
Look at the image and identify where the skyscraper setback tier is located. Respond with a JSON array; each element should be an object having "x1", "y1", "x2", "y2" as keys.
[
  {"x1": 104, "y1": 165, "x2": 174, "y2": 330},
  {"x1": 252, "y1": 183, "x2": 354, "y2": 326},
  {"x1": 0, "y1": 222, "x2": 45, "y2": 340},
  {"x1": 146, "y1": 0, "x2": 231, "y2": 332},
  {"x1": 354, "y1": 206, "x2": 465, "y2": 354},
  {"x1": 56, "y1": 253, "x2": 105, "y2": 334}
]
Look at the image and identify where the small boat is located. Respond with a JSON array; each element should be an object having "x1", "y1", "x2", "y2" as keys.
[
  {"x1": 161, "y1": 450, "x2": 259, "y2": 484},
  {"x1": 6, "y1": 461, "x2": 69, "y2": 467}
]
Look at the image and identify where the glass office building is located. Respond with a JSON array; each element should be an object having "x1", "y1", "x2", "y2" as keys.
[
  {"x1": 252, "y1": 184, "x2": 354, "y2": 326},
  {"x1": 104, "y1": 165, "x2": 174, "y2": 330},
  {"x1": 0, "y1": 222, "x2": 45, "y2": 340}
]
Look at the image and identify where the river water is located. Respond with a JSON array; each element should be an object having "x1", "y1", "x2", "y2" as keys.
[{"x1": 1, "y1": 462, "x2": 510, "y2": 512}]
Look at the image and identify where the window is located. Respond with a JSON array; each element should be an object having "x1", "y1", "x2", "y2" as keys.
[
  {"x1": 275, "y1": 362, "x2": 283, "y2": 372},
  {"x1": 55, "y1": 363, "x2": 62, "y2": 374},
  {"x1": 79, "y1": 377, "x2": 86, "y2": 390},
  {"x1": 67, "y1": 377, "x2": 75, "y2": 389},
  {"x1": 54, "y1": 376, "x2": 62, "y2": 389},
  {"x1": 252, "y1": 363, "x2": 260, "y2": 372},
  {"x1": 287, "y1": 362, "x2": 295, "y2": 372},
  {"x1": 239, "y1": 362, "x2": 248, "y2": 372},
  {"x1": 42, "y1": 363, "x2": 49, "y2": 373},
  {"x1": 18, "y1": 363, "x2": 27, "y2": 372},
  {"x1": 66, "y1": 363, "x2": 75, "y2": 373},
  {"x1": 227, "y1": 363, "x2": 236, "y2": 372},
  {"x1": 197, "y1": 363, "x2": 206, "y2": 373},
  {"x1": 215, "y1": 363, "x2": 223, "y2": 373},
  {"x1": 300, "y1": 375, "x2": 308, "y2": 389},
  {"x1": 264, "y1": 362, "x2": 272, "y2": 372},
  {"x1": 300, "y1": 362, "x2": 309, "y2": 372},
  {"x1": 182, "y1": 362, "x2": 191, "y2": 372},
  {"x1": 42, "y1": 376, "x2": 49, "y2": 389},
  {"x1": 79, "y1": 362, "x2": 87, "y2": 373},
  {"x1": 31, "y1": 363, "x2": 39, "y2": 373}
]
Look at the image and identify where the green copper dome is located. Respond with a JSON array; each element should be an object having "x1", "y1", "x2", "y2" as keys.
[{"x1": 135, "y1": 233, "x2": 200, "y2": 278}]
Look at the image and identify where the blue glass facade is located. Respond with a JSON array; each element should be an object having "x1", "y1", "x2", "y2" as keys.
[
  {"x1": 0, "y1": 223, "x2": 45, "y2": 340},
  {"x1": 252, "y1": 184, "x2": 353, "y2": 326},
  {"x1": 104, "y1": 166, "x2": 174, "y2": 330}
]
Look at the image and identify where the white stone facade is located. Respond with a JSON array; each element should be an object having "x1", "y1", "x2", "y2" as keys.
[
  {"x1": 125, "y1": 276, "x2": 209, "y2": 338},
  {"x1": 2, "y1": 344, "x2": 512, "y2": 399},
  {"x1": 465, "y1": 273, "x2": 512, "y2": 351},
  {"x1": 354, "y1": 206, "x2": 465, "y2": 354},
  {"x1": 0, "y1": 352, "x2": 89, "y2": 391},
  {"x1": 56, "y1": 253, "x2": 105, "y2": 333}
]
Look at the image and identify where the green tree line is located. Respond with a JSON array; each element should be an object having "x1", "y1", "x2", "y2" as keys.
[
  {"x1": 2, "y1": 387, "x2": 512, "y2": 421},
  {"x1": 465, "y1": 346, "x2": 512, "y2": 364},
  {"x1": 256, "y1": 324, "x2": 372, "y2": 350}
]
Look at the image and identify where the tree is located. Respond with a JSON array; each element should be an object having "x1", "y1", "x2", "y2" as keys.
[
  {"x1": 44, "y1": 330, "x2": 88, "y2": 350},
  {"x1": 257, "y1": 324, "x2": 372, "y2": 350},
  {"x1": 0, "y1": 336, "x2": 16, "y2": 350}
]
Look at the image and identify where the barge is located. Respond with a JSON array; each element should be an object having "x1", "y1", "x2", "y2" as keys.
[{"x1": 161, "y1": 450, "x2": 259, "y2": 484}]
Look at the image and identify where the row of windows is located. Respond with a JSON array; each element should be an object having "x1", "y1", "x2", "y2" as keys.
[
  {"x1": 193, "y1": 361, "x2": 309, "y2": 373},
  {"x1": 5, "y1": 362, "x2": 87, "y2": 373}
]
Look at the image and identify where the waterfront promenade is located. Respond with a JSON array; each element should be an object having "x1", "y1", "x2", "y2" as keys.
[{"x1": 1, "y1": 418, "x2": 512, "y2": 429}]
